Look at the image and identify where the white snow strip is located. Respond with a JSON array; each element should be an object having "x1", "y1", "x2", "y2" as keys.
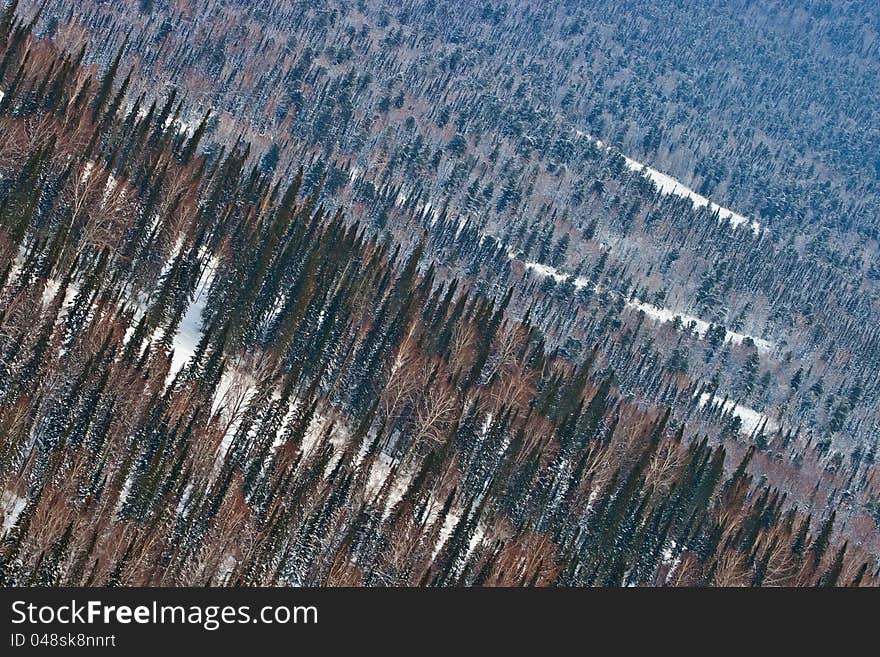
[
  {"x1": 431, "y1": 510, "x2": 486, "y2": 561},
  {"x1": 628, "y1": 300, "x2": 774, "y2": 353},
  {"x1": 365, "y1": 454, "x2": 411, "y2": 517},
  {"x1": 576, "y1": 130, "x2": 762, "y2": 234},
  {"x1": 697, "y1": 392, "x2": 776, "y2": 435},
  {"x1": 168, "y1": 298, "x2": 204, "y2": 378},
  {"x1": 80, "y1": 161, "x2": 94, "y2": 183},
  {"x1": 521, "y1": 259, "x2": 589, "y2": 288},
  {"x1": 516, "y1": 256, "x2": 774, "y2": 353},
  {"x1": 116, "y1": 474, "x2": 133, "y2": 513},
  {"x1": 433, "y1": 510, "x2": 461, "y2": 559},
  {"x1": 0, "y1": 490, "x2": 26, "y2": 535},
  {"x1": 167, "y1": 257, "x2": 218, "y2": 380}
]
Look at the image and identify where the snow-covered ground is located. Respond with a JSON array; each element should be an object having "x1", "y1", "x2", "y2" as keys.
[
  {"x1": 167, "y1": 256, "x2": 218, "y2": 379},
  {"x1": 628, "y1": 300, "x2": 773, "y2": 353},
  {"x1": 575, "y1": 130, "x2": 762, "y2": 234},
  {"x1": 168, "y1": 294, "x2": 205, "y2": 379},
  {"x1": 521, "y1": 259, "x2": 590, "y2": 288},
  {"x1": 0, "y1": 490, "x2": 25, "y2": 535},
  {"x1": 365, "y1": 453, "x2": 411, "y2": 516},
  {"x1": 697, "y1": 391, "x2": 775, "y2": 435},
  {"x1": 516, "y1": 257, "x2": 773, "y2": 353},
  {"x1": 129, "y1": 99, "x2": 197, "y2": 138},
  {"x1": 431, "y1": 507, "x2": 486, "y2": 561}
]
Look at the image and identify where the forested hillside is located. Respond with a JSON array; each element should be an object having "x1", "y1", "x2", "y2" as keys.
[
  {"x1": 0, "y1": 2, "x2": 878, "y2": 585},
  {"x1": 15, "y1": 0, "x2": 879, "y2": 451}
]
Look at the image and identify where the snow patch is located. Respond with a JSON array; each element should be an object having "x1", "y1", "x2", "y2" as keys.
[
  {"x1": 697, "y1": 392, "x2": 776, "y2": 435},
  {"x1": 515, "y1": 255, "x2": 774, "y2": 353},
  {"x1": 0, "y1": 490, "x2": 26, "y2": 535},
  {"x1": 628, "y1": 300, "x2": 773, "y2": 353},
  {"x1": 576, "y1": 130, "x2": 762, "y2": 234},
  {"x1": 167, "y1": 257, "x2": 218, "y2": 380},
  {"x1": 519, "y1": 258, "x2": 590, "y2": 288},
  {"x1": 431, "y1": 508, "x2": 486, "y2": 561}
]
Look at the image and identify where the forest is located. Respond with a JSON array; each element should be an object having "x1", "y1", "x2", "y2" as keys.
[{"x1": 0, "y1": 1, "x2": 878, "y2": 586}]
